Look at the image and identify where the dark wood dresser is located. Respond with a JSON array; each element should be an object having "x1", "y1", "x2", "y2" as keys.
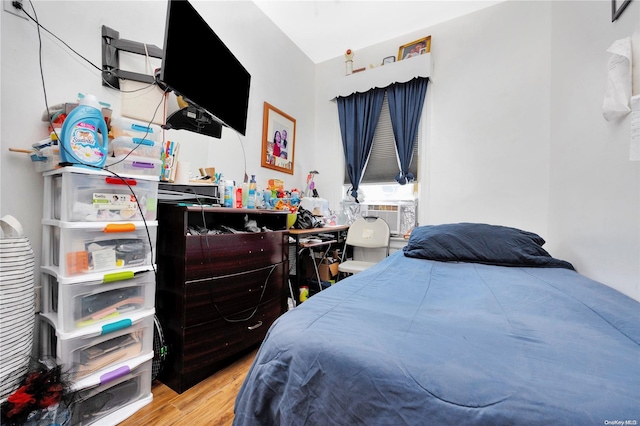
[{"x1": 155, "y1": 204, "x2": 289, "y2": 393}]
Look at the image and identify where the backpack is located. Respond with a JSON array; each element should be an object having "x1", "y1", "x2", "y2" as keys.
[{"x1": 294, "y1": 207, "x2": 323, "y2": 229}]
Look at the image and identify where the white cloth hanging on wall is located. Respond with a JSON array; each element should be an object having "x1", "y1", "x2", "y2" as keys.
[
  {"x1": 0, "y1": 215, "x2": 36, "y2": 403},
  {"x1": 603, "y1": 37, "x2": 632, "y2": 121}
]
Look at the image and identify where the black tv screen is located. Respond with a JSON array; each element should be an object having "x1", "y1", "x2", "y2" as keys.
[{"x1": 160, "y1": 0, "x2": 251, "y2": 136}]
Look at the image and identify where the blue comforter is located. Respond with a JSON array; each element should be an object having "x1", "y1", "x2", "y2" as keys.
[{"x1": 233, "y1": 252, "x2": 640, "y2": 425}]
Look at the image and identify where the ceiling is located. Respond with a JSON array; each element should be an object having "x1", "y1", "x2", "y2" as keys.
[{"x1": 253, "y1": 0, "x2": 504, "y2": 64}]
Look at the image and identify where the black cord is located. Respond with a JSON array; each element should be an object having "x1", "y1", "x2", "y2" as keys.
[
  {"x1": 209, "y1": 264, "x2": 277, "y2": 323},
  {"x1": 24, "y1": 1, "x2": 100, "y2": 73}
]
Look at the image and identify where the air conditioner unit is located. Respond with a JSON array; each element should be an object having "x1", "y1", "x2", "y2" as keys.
[{"x1": 342, "y1": 201, "x2": 417, "y2": 236}]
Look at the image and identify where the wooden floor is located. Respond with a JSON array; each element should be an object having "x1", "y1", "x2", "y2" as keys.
[{"x1": 118, "y1": 349, "x2": 257, "y2": 426}]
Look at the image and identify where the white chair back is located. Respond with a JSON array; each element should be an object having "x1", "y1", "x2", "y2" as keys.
[{"x1": 339, "y1": 217, "x2": 391, "y2": 276}]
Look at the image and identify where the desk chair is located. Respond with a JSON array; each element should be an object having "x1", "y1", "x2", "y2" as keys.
[{"x1": 338, "y1": 216, "x2": 390, "y2": 278}]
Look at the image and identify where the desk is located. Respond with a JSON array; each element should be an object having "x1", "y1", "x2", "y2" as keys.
[{"x1": 289, "y1": 225, "x2": 349, "y2": 301}]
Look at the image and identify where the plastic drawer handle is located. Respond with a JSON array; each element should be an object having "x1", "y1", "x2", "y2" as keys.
[
  {"x1": 131, "y1": 161, "x2": 155, "y2": 169},
  {"x1": 103, "y1": 271, "x2": 135, "y2": 283},
  {"x1": 100, "y1": 366, "x2": 130, "y2": 385},
  {"x1": 130, "y1": 123, "x2": 154, "y2": 133},
  {"x1": 105, "y1": 176, "x2": 138, "y2": 186},
  {"x1": 101, "y1": 318, "x2": 132, "y2": 335},
  {"x1": 104, "y1": 223, "x2": 136, "y2": 233},
  {"x1": 132, "y1": 137, "x2": 155, "y2": 146},
  {"x1": 247, "y1": 321, "x2": 263, "y2": 331}
]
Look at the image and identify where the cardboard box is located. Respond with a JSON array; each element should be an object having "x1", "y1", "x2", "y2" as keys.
[{"x1": 318, "y1": 259, "x2": 339, "y2": 281}]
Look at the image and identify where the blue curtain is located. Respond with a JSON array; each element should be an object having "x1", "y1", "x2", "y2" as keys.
[
  {"x1": 387, "y1": 78, "x2": 429, "y2": 184},
  {"x1": 337, "y1": 88, "x2": 385, "y2": 201}
]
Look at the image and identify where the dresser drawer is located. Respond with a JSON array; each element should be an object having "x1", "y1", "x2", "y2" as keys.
[
  {"x1": 184, "y1": 231, "x2": 288, "y2": 280},
  {"x1": 183, "y1": 262, "x2": 285, "y2": 327},
  {"x1": 181, "y1": 298, "x2": 282, "y2": 371}
]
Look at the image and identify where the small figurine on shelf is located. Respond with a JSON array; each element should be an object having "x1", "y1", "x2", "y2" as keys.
[
  {"x1": 303, "y1": 170, "x2": 319, "y2": 198},
  {"x1": 345, "y1": 49, "x2": 354, "y2": 75}
]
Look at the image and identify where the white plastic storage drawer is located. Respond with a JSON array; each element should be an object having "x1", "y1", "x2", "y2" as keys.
[
  {"x1": 39, "y1": 311, "x2": 153, "y2": 383},
  {"x1": 40, "y1": 266, "x2": 156, "y2": 332},
  {"x1": 111, "y1": 136, "x2": 162, "y2": 160},
  {"x1": 110, "y1": 116, "x2": 161, "y2": 141},
  {"x1": 45, "y1": 167, "x2": 158, "y2": 222},
  {"x1": 70, "y1": 355, "x2": 153, "y2": 425},
  {"x1": 105, "y1": 155, "x2": 162, "y2": 178},
  {"x1": 43, "y1": 220, "x2": 157, "y2": 277}
]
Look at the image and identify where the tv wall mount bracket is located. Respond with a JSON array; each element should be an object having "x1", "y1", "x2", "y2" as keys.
[
  {"x1": 101, "y1": 25, "x2": 163, "y2": 89},
  {"x1": 101, "y1": 25, "x2": 223, "y2": 138}
]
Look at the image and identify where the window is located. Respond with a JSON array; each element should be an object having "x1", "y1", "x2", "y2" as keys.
[{"x1": 344, "y1": 93, "x2": 419, "y2": 185}]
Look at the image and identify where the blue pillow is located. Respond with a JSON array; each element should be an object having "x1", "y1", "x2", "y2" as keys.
[{"x1": 403, "y1": 223, "x2": 574, "y2": 270}]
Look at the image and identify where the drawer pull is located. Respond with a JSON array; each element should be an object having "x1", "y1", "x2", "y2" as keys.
[
  {"x1": 100, "y1": 366, "x2": 130, "y2": 385},
  {"x1": 101, "y1": 318, "x2": 132, "y2": 335},
  {"x1": 103, "y1": 270, "x2": 135, "y2": 283},
  {"x1": 104, "y1": 223, "x2": 136, "y2": 233},
  {"x1": 105, "y1": 176, "x2": 137, "y2": 186},
  {"x1": 247, "y1": 321, "x2": 263, "y2": 331}
]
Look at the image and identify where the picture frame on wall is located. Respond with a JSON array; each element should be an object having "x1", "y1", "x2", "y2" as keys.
[
  {"x1": 398, "y1": 36, "x2": 431, "y2": 61},
  {"x1": 261, "y1": 102, "x2": 296, "y2": 175}
]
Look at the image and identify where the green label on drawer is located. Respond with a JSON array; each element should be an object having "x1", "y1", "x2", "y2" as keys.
[{"x1": 103, "y1": 271, "x2": 135, "y2": 283}]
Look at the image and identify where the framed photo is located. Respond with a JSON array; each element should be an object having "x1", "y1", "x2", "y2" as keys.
[
  {"x1": 382, "y1": 56, "x2": 395, "y2": 65},
  {"x1": 398, "y1": 36, "x2": 431, "y2": 61},
  {"x1": 261, "y1": 102, "x2": 295, "y2": 175},
  {"x1": 611, "y1": 0, "x2": 632, "y2": 21}
]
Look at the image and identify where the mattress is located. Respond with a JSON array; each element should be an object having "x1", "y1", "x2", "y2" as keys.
[{"x1": 233, "y1": 246, "x2": 640, "y2": 425}]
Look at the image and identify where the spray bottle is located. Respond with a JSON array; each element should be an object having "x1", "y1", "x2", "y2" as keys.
[
  {"x1": 242, "y1": 182, "x2": 249, "y2": 207},
  {"x1": 247, "y1": 175, "x2": 256, "y2": 209},
  {"x1": 224, "y1": 180, "x2": 234, "y2": 207},
  {"x1": 59, "y1": 94, "x2": 109, "y2": 169}
]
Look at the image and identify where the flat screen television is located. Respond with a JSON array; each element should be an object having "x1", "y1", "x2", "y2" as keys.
[{"x1": 159, "y1": 0, "x2": 251, "y2": 136}]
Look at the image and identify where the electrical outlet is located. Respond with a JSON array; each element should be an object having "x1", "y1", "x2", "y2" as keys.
[{"x1": 3, "y1": 0, "x2": 26, "y2": 19}]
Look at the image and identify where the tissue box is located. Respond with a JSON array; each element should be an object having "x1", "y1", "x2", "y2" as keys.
[{"x1": 299, "y1": 197, "x2": 329, "y2": 217}]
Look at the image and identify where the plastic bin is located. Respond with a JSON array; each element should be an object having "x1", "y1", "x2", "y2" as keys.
[
  {"x1": 31, "y1": 145, "x2": 62, "y2": 173},
  {"x1": 45, "y1": 168, "x2": 158, "y2": 222},
  {"x1": 110, "y1": 117, "x2": 161, "y2": 142},
  {"x1": 38, "y1": 310, "x2": 154, "y2": 383},
  {"x1": 69, "y1": 354, "x2": 152, "y2": 425},
  {"x1": 40, "y1": 266, "x2": 156, "y2": 332},
  {"x1": 42, "y1": 220, "x2": 157, "y2": 277},
  {"x1": 111, "y1": 136, "x2": 163, "y2": 160},
  {"x1": 105, "y1": 155, "x2": 162, "y2": 179}
]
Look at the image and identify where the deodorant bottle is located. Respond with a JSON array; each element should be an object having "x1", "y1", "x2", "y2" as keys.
[{"x1": 224, "y1": 180, "x2": 234, "y2": 207}]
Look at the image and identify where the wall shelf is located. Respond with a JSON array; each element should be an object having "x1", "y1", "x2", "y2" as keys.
[{"x1": 328, "y1": 53, "x2": 432, "y2": 99}]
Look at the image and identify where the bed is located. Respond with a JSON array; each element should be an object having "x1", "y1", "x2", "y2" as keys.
[{"x1": 233, "y1": 223, "x2": 640, "y2": 425}]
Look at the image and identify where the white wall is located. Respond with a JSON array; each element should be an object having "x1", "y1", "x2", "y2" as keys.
[
  {"x1": 2, "y1": 0, "x2": 638, "y2": 301},
  {"x1": 315, "y1": 1, "x2": 554, "y2": 233},
  {"x1": 315, "y1": 0, "x2": 639, "y2": 301},
  {"x1": 548, "y1": 1, "x2": 640, "y2": 300},
  {"x1": 1, "y1": 0, "x2": 315, "y2": 277}
]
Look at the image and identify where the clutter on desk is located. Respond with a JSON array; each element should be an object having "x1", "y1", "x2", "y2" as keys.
[
  {"x1": 292, "y1": 207, "x2": 322, "y2": 229},
  {"x1": 186, "y1": 214, "x2": 271, "y2": 235}
]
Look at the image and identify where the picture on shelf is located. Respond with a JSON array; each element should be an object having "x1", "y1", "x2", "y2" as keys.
[
  {"x1": 382, "y1": 56, "x2": 395, "y2": 65},
  {"x1": 261, "y1": 102, "x2": 296, "y2": 175},
  {"x1": 398, "y1": 36, "x2": 431, "y2": 61}
]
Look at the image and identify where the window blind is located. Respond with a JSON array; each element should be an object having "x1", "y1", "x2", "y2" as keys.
[{"x1": 344, "y1": 93, "x2": 420, "y2": 184}]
